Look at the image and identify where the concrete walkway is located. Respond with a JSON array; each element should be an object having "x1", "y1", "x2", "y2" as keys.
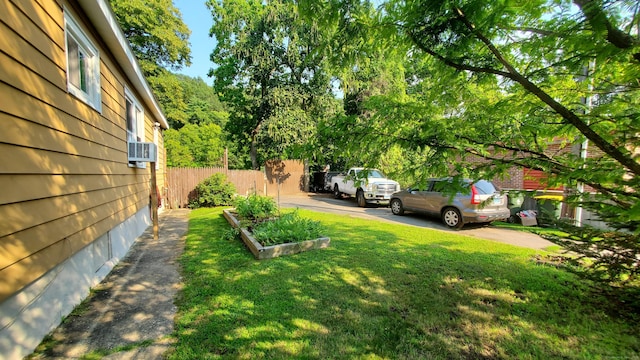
[{"x1": 35, "y1": 209, "x2": 190, "y2": 359}]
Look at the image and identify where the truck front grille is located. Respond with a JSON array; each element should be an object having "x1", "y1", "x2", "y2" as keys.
[{"x1": 377, "y1": 183, "x2": 397, "y2": 194}]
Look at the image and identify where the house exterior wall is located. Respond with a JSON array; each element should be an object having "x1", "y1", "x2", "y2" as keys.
[
  {"x1": 0, "y1": 207, "x2": 150, "y2": 360},
  {"x1": 0, "y1": 0, "x2": 167, "y2": 358},
  {"x1": 492, "y1": 167, "x2": 523, "y2": 190}
]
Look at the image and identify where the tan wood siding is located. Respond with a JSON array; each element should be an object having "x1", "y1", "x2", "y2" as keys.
[
  {"x1": 0, "y1": 143, "x2": 130, "y2": 174},
  {"x1": 100, "y1": 72, "x2": 122, "y2": 118},
  {"x1": 0, "y1": 113, "x2": 124, "y2": 160},
  {"x1": 0, "y1": 174, "x2": 148, "y2": 205},
  {"x1": 0, "y1": 186, "x2": 148, "y2": 267},
  {"x1": 1, "y1": 0, "x2": 66, "y2": 75},
  {"x1": 0, "y1": 182, "x2": 148, "y2": 240},
  {"x1": 0, "y1": 51, "x2": 107, "y2": 133},
  {"x1": 0, "y1": 0, "x2": 166, "y2": 302},
  {"x1": 0, "y1": 83, "x2": 124, "y2": 152},
  {"x1": 0, "y1": 198, "x2": 147, "y2": 301}
]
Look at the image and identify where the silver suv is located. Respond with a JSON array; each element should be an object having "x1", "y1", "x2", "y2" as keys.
[{"x1": 390, "y1": 178, "x2": 510, "y2": 229}]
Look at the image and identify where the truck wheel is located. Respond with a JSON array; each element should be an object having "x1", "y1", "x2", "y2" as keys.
[
  {"x1": 390, "y1": 199, "x2": 404, "y2": 215},
  {"x1": 442, "y1": 207, "x2": 464, "y2": 229},
  {"x1": 356, "y1": 189, "x2": 366, "y2": 207},
  {"x1": 333, "y1": 184, "x2": 342, "y2": 199}
]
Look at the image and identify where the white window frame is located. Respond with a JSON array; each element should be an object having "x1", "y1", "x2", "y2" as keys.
[
  {"x1": 64, "y1": 9, "x2": 101, "y2": 112},
  {"x1": 125, "y1": 88, "x2": 146, "y2": 168}
]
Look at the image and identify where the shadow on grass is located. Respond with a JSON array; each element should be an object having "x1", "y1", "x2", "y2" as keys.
[{"x1": 171, "y1": 208, "x2": 639, "y2": 359}]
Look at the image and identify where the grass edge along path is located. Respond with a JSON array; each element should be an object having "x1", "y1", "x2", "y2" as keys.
[{"x1": 169, "y1": 207, "x2": 639, "y2": 359}]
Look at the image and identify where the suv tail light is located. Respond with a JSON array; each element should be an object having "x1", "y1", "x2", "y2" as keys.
[{"x1": 471, "y1": 184, "x2": 481, "y2": 204}]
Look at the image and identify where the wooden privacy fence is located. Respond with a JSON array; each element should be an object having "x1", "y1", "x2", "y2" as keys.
[
  {"x1": 166, "y1": 167, "x2": 265, "y2": 208},
  {"x1": 264, "y1": 159, "x2": 307, "y2": 196},
  {"x1": 165, "y1": 160, "x2": 307, "y2": 209}
]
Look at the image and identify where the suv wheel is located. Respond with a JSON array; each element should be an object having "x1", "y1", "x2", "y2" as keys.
[
  {"x1": 333, "y1": 184, "x2": 342, "y2": 199},
  {"x1": 442, "y1": 207, "x2": 463, "y2": 229},
  {"x1": 390, "y1": 199, "x2": 404, "y2": 215}
]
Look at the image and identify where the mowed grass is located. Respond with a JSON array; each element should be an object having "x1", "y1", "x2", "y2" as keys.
[{"x1": 170, "y1": 208, "x2": 640, "y2": 359}]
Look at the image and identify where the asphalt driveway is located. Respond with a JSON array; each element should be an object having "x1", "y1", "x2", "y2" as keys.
[{"x1": 276, "y1": 193, "x2": 555, "y2": 250}]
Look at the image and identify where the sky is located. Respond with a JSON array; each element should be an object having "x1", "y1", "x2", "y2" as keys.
[{"x1": 173, "y1": 0, "x2": 217, "y2": 84}]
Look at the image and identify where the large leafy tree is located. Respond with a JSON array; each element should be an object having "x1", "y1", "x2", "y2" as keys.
[
  {"x1": 109, "y1": 0, "x2": 191, "y2": 72},
  {"x1": 303, "y1": 0, "x2": 640, "y2": 285},
  {"x1": 176, "y1": 75, "x2": 229, "y2": 128},
  {"x1": 164, "y1": 123, "x2": 226, "y2": 167},
  {"x1": 208, "y1": 0, "x2": 334, "y2": 169},
  {"x1": 162, "y1": 75, "x2": 240, "y2": 167},
  {"x1": 109, "y1": 0, "x2": 192, "y2": 127}
]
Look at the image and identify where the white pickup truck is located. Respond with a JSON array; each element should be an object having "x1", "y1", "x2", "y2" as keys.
[{"x1": 331, "y1": 168, "x2": 401, "y2": 207}]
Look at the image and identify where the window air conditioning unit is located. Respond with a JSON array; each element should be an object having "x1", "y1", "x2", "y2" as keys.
[{"x1": 128, "y1": 142, "x2": 157, "y2": 162}]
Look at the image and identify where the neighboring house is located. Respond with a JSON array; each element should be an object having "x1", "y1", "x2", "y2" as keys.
[
  {"x1": 0, "y1": 1, "x2": 168, "y2": 358},
  {"x1": 490, "y1": 139, "x2": 609, "y2": 226}
]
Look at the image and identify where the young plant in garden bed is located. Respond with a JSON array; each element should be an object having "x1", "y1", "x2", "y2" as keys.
[
  {"x1": 234, "y1": 194, "x2": 278, "y2": 221},
  {"x1": 223, "y1": 195, "x2": 330, "y2": 253},
  {"x1": 251, "y1": 210, "x2": 324, "y2": 246},
  {"x1": 230, "y1": 194, "x2": 326, "y2": 246}
]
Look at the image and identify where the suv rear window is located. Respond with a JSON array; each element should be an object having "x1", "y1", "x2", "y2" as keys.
[{"x1": 473, "y1": 180, "x2": 497, "y2": 194}]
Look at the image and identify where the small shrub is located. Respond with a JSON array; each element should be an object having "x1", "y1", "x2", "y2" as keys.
[
  {"x1": 190, "y1": 173, "x2": 236, "y2": 208},
  {"x1": 234, "y1": 194, "x2": 278, "y2": 221},
  {"x1": 252, "y1": 210, "x2": 325, "y2": 246}
]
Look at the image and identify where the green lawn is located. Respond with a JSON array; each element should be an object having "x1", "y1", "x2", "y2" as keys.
[{"x1": 170, "y1": 208, "x2": 640, "y2": 359}]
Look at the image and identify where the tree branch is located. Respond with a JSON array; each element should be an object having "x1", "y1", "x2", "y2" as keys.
[
  {"x1": 407, "y1": 31, "x2": 513, "y2": 78},
  {"x1": 449, "y1": 6, "x2": 640, "y2": 177}
]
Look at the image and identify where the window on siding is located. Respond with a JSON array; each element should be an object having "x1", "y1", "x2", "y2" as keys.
[
  {"x1": 125, "y1": 88, "x2": 146, "y2": 168},
  {"x1": 64, "y1": 10, "x2": 101, "y2": 112}
]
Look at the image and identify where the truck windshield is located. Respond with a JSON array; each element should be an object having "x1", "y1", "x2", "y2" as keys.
[{"x1": 354, "y1": 169, "x2": 385, "y2": 178}]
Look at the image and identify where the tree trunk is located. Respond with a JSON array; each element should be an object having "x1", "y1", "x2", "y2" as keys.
[{"x1": 250, "y1": 135, "x2": 259, "y2": 170}]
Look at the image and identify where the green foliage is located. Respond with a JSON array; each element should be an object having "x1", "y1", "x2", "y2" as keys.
[
  {"x1": 234, "y1": 194, "x2": 278, "y2": 221},
  {"x1": 299, "y1": 0, "x2": 640, "y2": 285},
  {"x1": 109, "y1": 0, "x2": 191, "y2": 72},
  {"x1": 109, "y1": 0, "x2": 192, "y2": 129},
  {"x1": 543, "y1": 221, "x2": 640, "y2": 286},
  {"x1": 189, "y1": 173, "x2": 236, "y2": 208},
  {"x1": 175, "y1": 74, "x2": 228, "y2": 128},
  {"x1": 251, "y1": 210, "x2": 324, "y2": 246},
  {"x1": 148, "y1": 70, "x2": 188, "y2": 127},
  {"x1": 165, "y1": 123, "x2": 225, "y2": 167},
  {"x1": 221, "y1": 227, "x2": 241, "y2": 242},
  {"x1": 208, "y1": 0, "x2": 334, "y2": 169}
]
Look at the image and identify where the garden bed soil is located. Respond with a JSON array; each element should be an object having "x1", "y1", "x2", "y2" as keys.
[{"x1": 222, "y1": 209, "x2": 330, "y2": 260}]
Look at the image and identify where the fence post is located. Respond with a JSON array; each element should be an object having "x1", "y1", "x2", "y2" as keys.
[{"x1": 224, "y1": 148, "x2": 228, "y2": 175}]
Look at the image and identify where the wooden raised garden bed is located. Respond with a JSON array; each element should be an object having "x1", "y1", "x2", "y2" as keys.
[{"x1": 222, "y1": 209, "x2": 330, "y2": 260}]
